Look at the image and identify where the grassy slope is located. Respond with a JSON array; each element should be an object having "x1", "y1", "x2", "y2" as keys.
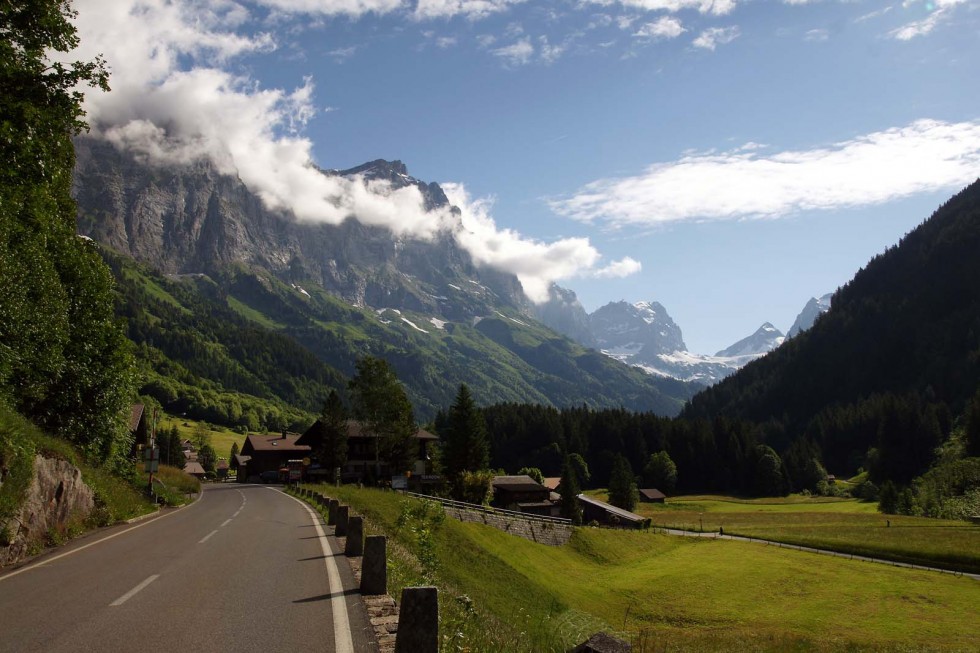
[{"x1": 313, "y1": 485, "x2": 980, "y2": 652}]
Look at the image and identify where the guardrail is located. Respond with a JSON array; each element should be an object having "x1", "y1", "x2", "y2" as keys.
[{"x1": 399, "y1": 491, "x2": 572, "y2": 525}]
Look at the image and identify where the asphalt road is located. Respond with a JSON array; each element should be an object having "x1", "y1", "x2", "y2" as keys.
[{"x1": 0, "y1": 484, "x2": 376, "y2": 652}]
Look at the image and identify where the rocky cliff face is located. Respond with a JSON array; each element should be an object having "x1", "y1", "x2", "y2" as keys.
[
  {"x1": 72, "y1": 138, "x2": 526, "y2": 321},
  {"x1": 0, "y1": 456, "x2": 94, "y2": 567},
  {"x1": 529, "y1": 285, "x2": 597, "y2": 348}
]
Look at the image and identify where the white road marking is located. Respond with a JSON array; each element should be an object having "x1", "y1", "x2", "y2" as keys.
[
  {"x1": 199, "y1": 529, "x2": 218, "y2": 544},
  {"x1": 276, "y1": 489, "x2": 354, "y2": 653},
  {"x1": 221, "y1": 519, "x2": 232, "y2": 527},
  {"x1": 110, "y1": 574, "x2": 159, "y2": 606},
  {"x1": 0, "y1": 487, "x2": 205, "y2": 583}
]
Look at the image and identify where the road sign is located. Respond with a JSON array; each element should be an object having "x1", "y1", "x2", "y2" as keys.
[{"x1": 144, "y1": 445, "x2": 159, "y2": 473}]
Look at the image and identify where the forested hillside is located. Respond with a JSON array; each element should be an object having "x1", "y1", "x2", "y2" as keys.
[{"x1": 683, "y1": 181, "x2": 980, "y2": 481}]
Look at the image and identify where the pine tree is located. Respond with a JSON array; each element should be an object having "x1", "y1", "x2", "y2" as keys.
[
  {"x1": 965, "y1": 388, "x2": 980, "y2": 457},
  {"x1": 608, "y1": 455, "x2": 638, "y2": 511},
  {"x1": 441, "y1": 384, "x2": 489, "y2": 498}
]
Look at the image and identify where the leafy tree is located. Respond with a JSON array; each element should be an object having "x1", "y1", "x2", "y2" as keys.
[
  {"x1": 608, "y1": 454, "x2": 638, "y2": 512},
  {"x1": 559, "y1": 455, "x2": 582, "y2": 525},
  {"x1": 441, "y1": 384, "x2": 490, "y2": 496},
  {"x1": 316, "y1": 390, "x2": 349, "y2": 475},
  {"x1": 753, "y1": 445, "x2": 789, "y2": 497},
  {"x1": 518, "y1": 467, "x2": 544, "y2": 485},
  {"x1": 458, "y1": 470, "x2": 495, "y2": 505},
  {"x1": 0, "y1": 0, "x2": 134, "y2": 465},
  {"x1": 348, "y1": 356, "x2": 416, "y2": 476},
  {"x1": 643, "y1": 451, "x2": 678, "y2": 494}
]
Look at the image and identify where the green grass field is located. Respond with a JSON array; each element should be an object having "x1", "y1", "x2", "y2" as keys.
[
  {"x1": 157, "y1": 415, "x2": 249, "y2": 461},
  {"x1": 307, "y1": 485, "x2": 980, "y2": 652},
  {"x1": 588, "y1": 493, "x2": 980, "y2": 574}
]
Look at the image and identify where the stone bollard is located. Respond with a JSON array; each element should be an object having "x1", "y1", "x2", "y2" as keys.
[
  {"x1": 328, "y1": 499, "x2": 339, "y2": 525},
  {"x1": 394, "y1": 587, "x2": 438, "y2": 653},
  {"x1": 361, "y1": 536, "x2": 387, "y2": 595},
  {"x1": 345, "y1": 516, "x2": 364, "y2": 556},
  {"x1": 336, "y1": 505, "x2": 350, "y2": 537}
]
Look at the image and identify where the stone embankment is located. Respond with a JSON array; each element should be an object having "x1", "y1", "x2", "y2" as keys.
[
  {"x1": 441, "y1": 506, "x2": 573, "y2": 546},
  {"x1": 0, "y1": 456, "x2": 94, "y2": 567}
]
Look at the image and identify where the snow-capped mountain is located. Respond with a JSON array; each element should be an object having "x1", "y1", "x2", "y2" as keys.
[
  {"x1": 715, "y1": 322, "x2": 785, "y2": 358},
  {"x1": 590, "y1": 300, "x2": 686, "y2": 356},
  {"x1": 787, "y1": 293, "x2": 833, "y2": 337},
  {"x1": 536, "y1": 295, "x2": 825, "y2": 386}
]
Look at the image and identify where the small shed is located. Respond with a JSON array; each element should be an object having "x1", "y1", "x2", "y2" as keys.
[
  {"x1": 569, "y1": 632, "x2": 632, "y2": 653},
  {"x1": 638, "y1": 488, "x2": 666, "y2": 503},
  {"x1": 183, "y1": 461, "x2": 206, "y2": 479},
  {"x1": 577, "y1": 495, "x2": 650, "y2": 530},
  {"x1": 492, "y1": 475, "x2": 551, "y2": 510}
]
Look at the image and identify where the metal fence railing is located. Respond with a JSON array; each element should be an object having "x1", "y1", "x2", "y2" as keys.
[{"x1": 399, "y1": 491, "x2": 572, "y2": 526}]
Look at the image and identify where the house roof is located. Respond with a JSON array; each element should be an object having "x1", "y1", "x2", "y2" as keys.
[
  {"x1": 295, "y1": 419, "x2": 438, "y2": 448},
  {"x1": 542, "y1": 477, "x2": 562, "y2": 491},
  {"x1": 184, "y1": 462, "x2": 206, "y2": 475},
  {"x1": 129, "y1": 404, "x2": 145, "y2": 432},
  {"x1": 639, "y1": 488, "x2": 666, "y2": 500},
  {"x1": 577, "y1": 494, "x2": 648, "y2": 523},
  {"x1": 492, "y1": 475, "x2": 548, "y2": 493},
  {"x1": 242, "y1": 433, "x2": 311, "y2": 455},
  {"x1": 233, "y1": 454, "x2": 251, "y2": 466}
]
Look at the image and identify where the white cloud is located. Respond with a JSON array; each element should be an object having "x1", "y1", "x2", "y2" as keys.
[
  {"x1": 414, "y1": 0, "x2": 526, "y2": 20},
  {"x1": 692, "y1": 25, "x2": 740, "y2": 49},
  {"x1": 594, "y1": 257, "x2": 643, "y2": 278},
  {"x1": 492, "y1": 36, "x2": 535, "y2": 65},
  {"x1": 890, "y1": 0, "x2": 966, "y2": 40},
  {"x1": 476, "y1": 33, "x2": 498, "y2": 47},
  {"x1": 586, "y1": 0, "x2": 737, "y2": 16},
  {"x1": 436, "y1": 35, "x2": 459, "y2": 48},
  {"x1": 254, "y1": 0, "x2": 404, "y2": 16},
  {"x1": 633, "y1": 16, "x2": 686, "y2": 40},
  {"x1": 328, "y1": 45, "x2": 359, "y2": 61},
  {"x1": 550, "y1": 119, "x2": 980, "y2": 226},
  {"x1": 538, "y1": 35, "x2": 566, "y2": 63},
  {"x1": 443, "y1": 185, "x2": 639, "y2": 301},
  {"x1": 804, "y1": 28, "x2": 829, "y2": 42}
]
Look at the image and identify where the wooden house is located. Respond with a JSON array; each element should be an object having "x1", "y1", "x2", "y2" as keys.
[
  {"x1": 237, "y1": 432, "x2": 311, "y2": 483},
  {"x1": 638, "y1": 488, "x2": 666, "y2": 503}
]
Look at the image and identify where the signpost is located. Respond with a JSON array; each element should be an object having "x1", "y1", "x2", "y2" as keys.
[{"x1": 144, "y1": 443, "x2": 159, "y2": 495}]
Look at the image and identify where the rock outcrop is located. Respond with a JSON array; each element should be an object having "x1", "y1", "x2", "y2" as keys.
[{"x1": 0, "y1": 456, "x2": 94, "y2": 567}]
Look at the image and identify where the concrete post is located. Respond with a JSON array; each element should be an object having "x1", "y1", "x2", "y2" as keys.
[
  {"x1": 336, "y1": 505, "x2": 350, "y2": 537},
  {"x1": 328, "y1": 499, "x2": 339, "y2": 525},
  {"x1": 361, "y1": 536, "x2": 387, "y2": 595},
  {"x1": 395, "y1": 587, "x2": 438, "y2": 653},
  {"x1": 345, "y1": 516, "x2": 364, "y2": 556}
]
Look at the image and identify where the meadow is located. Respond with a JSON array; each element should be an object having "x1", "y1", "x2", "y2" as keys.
[
  {"x1": 302, "y1": 484, "x2": 980, "y2": 652},
  {"x1": 591, "y1": 493, "x2": 980, "y2": 575},
  {"x1": 157, "y1": 415, "x2": 248, "y2": 461}
]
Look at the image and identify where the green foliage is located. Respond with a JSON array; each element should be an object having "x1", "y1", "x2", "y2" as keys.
[
  {"x1": 0, "y1": 403, "x2": 40, "y2": 527},
  {"x1": 0, "y1": 0, "x2": 134, "y2": 467},
  {"x1": 607, "y1": 455, "x2": 638, "y2": 512},
  {"x1": 910, "y1": 457, "x2": 980, "y2": 520},
  {"x1": 643, "y1": 451, "x2": 677, "y2": 494},
  {"x1": 752, "y1": 445, "x2": 790, "y2": 497},
  {"x1": 395, "y1": 498, "x2": 445, "y2": 582},
  {"x1": 567, "y1": 453, "x2": 590, "y2": 487},
  {"x1": 458, "y1": 470, "x2": 495, "y2": 505},
  {"x1": 518, "y1": 467, "x2": 544, "y2": 485},
  {"x1": 198, "y1": 444, "x2": 217, "y2": 474},
  {"x1": 349, "y1": 356, "x2": 417, "y2": 473}
]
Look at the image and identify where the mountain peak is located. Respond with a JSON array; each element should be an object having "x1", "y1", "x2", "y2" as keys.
[
  {"x1": 787, "y1": 292, "x2": 833, "y2": 338},
  {"x1": 715, "y1": 322, "x2": 785, "y2": 358}
]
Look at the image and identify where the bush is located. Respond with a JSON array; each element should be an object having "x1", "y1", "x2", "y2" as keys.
[{"x1": 458, "y1": 470, "x2": 494, "y2": 505}]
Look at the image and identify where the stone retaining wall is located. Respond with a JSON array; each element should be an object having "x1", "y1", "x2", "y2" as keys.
[{"x1": 442, "y1": 506, "x2": 573, "y2": 546}]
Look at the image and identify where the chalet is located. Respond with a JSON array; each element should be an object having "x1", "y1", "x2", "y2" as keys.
[
  {"x1": 295, "y1": 419, "x2": 438, "y2": 482},
  {"x1": 491, "y1": 475, "x2": 556, "y2": 516},
  {"x1": 237, "y1": 432, "x2": 311, "y2": 483},
  {"x1": 638, "y1": 488, "x2": 666, "y2": 503},
  {"x1": 577, "y1": 494, "x2": 650, "y2": 530},
  {"x1": 542, "y1": 477, "x2": 562, "y2": 492}
]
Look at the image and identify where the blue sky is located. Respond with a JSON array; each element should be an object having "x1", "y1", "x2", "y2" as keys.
[{"x1": 69, "y1": 0, "x2": 980, "y2": 353}]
